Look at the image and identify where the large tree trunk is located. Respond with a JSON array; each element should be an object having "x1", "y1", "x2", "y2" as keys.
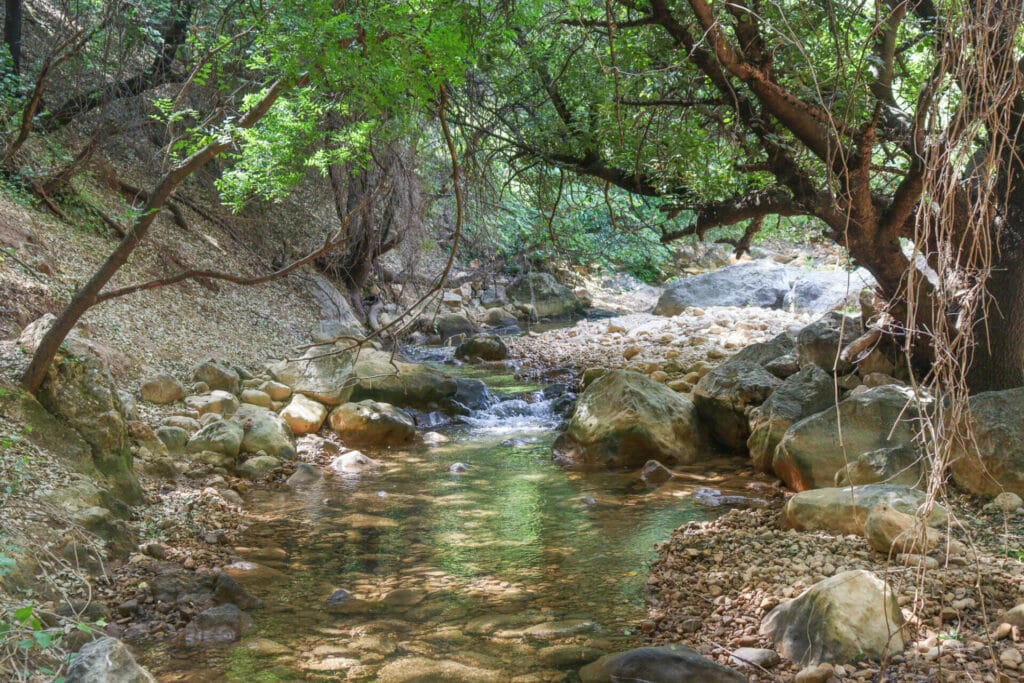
[{"x1": 968, "y1": 244, "x2": 1024, "y2": 391}]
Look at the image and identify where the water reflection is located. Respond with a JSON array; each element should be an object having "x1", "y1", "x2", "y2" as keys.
[{"x1": 142, "y1": 376, "x2": 722, "y2": 681}]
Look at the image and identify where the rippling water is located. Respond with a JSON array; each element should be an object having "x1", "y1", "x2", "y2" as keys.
[{"x1": 140, "y1": 365, "x2": 747, "y2": 681}]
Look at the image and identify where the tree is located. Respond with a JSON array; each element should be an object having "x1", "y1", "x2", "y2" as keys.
[
  {"x1": 465, "y1": 0, "x2": 1024, "y2": 391},
  {"x1": 19, "y1": 0, "x2": 476, "y2": 394},
  {"x1": 4, "y1": 0, "x2": 22, "y2": 74}
]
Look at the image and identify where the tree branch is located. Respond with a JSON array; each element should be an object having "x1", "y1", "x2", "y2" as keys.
[{"x1": 659, "y1": 189, "x2": 806, "y2": 243}]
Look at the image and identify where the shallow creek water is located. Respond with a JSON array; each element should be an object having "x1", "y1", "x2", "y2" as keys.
[{"x1": 144, "y1": 363, "x2": 751, "y2": 682}]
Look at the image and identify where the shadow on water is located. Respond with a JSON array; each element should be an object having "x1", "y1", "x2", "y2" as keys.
[{"x1": 140, "y1": 366, "x2": 749, "y2": 681}]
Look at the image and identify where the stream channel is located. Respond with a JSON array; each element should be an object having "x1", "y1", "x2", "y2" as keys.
[{"x1": 143, "y1": 351, "x2": 751, "y2": 682}]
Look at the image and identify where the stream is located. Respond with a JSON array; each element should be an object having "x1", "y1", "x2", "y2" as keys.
[{"x1": 141, "y1": 359, "x2": 753, "y2": 682}]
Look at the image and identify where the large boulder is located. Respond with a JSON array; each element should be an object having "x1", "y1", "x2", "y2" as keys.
[
  {"x1": 350, "y1": 349, "x2": 458, "y2": 411},
  {"x1": 192, "y1": 360, "x2": 240, "y2": 395},
  {"x1": 949, "y1": 387, "x2": 1024, "y2": 497},
  {"x1": 783, "y1": 484, "x2": 946, "y2": 535},
  {"x1": 268, "y1": 345, "x2": 355, "y2": 406},
  {"x1": 184, "y1": 390, "x2": 239, "y2": 417},
  {"x1": 552, "y1": 370, "x2": 709, "y2": 469},
  {"x1": 864, "y1": 504, "x2": 943, "y2": 555},
  {"x1": 508, "y1": 272, "x2": 583, "y2": 318},
  {"x1": 139, "y1": 374, "x2": 185, "y2": 404},
  {"x1": 186, "y1": 420, "x2": 244, "y2": 458},
  {"x1": 279, "y1": 394, "x2": 328, "y2": 435},
  {"x1": 730, "y1": 333, "x2": 795, "y2": 367},
  {"x1": 747, "y1": 366, "x2": 835, "y2": 472},
  {"x1": 432, "y1": 313, "x2": 478, "y2": 341},
  {"x1": 327, "y1": 400, "x2": 416, "y2": 448},
  {"x1": 66, "y1": 637, "x2": 155, "y2": 683},
  {"x1": 772, "y1": 385, "x2": 918, "y2": 491},
  {"x1": 834, "y1": 445, "x2": 923, "y2": 487},
  {"x1": 232, "y1": 404, "x2": 295, "y2": 459},
  {"x1": 654, "y1": 260, "x2": 875, "y2": 316},
  {"x1": 655, "y1": 260, "x2": 792, "y2": 314},
  {"x1": 760, "y1": 570, "x2": 905, "y2": 666},
  {"x1": 795, "y1": 312, "x2": 858, "y2": 373},
  {"x1": 184, "y1": 604, "x2": 252, "y2": 647},
  {"x1": 455, "y1": 334, "x2": 509, "y2": 361},
  {"x1": 693, "y1": 361, "x2": 781, "y2": 452},
  {"x1": 37, "y1": 345, "x2": 140, "y2": 504},
  {"x1": 579, "y1": 645, "x2": 746, "y2": 683}
]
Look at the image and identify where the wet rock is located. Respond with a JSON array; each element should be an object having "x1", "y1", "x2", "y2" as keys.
[
  {"x1": 328, "y1": 400, "x2": 416, "y2": 448},
  {"x1": 422, "y1": 431, "x2": 449, "y2": 445},
  {"x1": 449, "y1": 462, "x2": 469, "y2": 474},
  {"x1": 287, "y1": 463, "x2": 323, "y2": 487},
  {"x1": 213, "y1": 573, "x2": 263, "y2": 610},
  {"x1": 326, "y1": 588, "x2": 354, "y2": 606},
  {"x1": 519, "y1": 619, "x2": 598, "y2": 639},
  {"x1": 783, "y1": 484, "x2": 946, "y2": 535},
  {"x1": 268, "y1": 345, "x2": 355, "y2": 406},
  {"x1": 795, "y1": 312, "x2": 857, "y2": 373},
  {"x1": 185, "y1": 390, "x2": 240, "y2": 418},
  {"x1": 236, "y1": 454, "x2": 282, "y2": 480},
  {"x1": 538, "y1": 645, "x2": 605, "y2": 667},
  {"x1": 760, "y1": 570, "x2": 905, "y2": 666},
  {"x1": 382, "y1": 588, "x2": 427, "y2": 607},
  {"x1": 375, "y1": 656, "x2": 507, "y2": 683},
  {"x1": 949, "y1": 387, "x2": 1024, "y2": 497},
  {"x1": 455, "y1": 334, "x2": 509, "y2": 361},
  {"x1": 641, "y1": 459, "x2": 673, "y2": 486},
  {"x1": 186, "y1": 420, "x2": 244, "y2": 458},
  {"x1": 747, "y1": 366, "x2": 834, "y2": 473},
  {"x1": 553, "y1": 370, "x2": 709, "y2": 469},
  {"x1": 773, "y1": 385, "x2": 918, "y2": 491},
  {"x1": 65, "y1": 637, "x2": 155, "y2": 683},
  {"x1": 693, "y1": 360, "x2": 781, "y2": 451},
  {"x1": 350, "y1": 349, "x2": 458, "y2": 411},
  {"x1": 449, "y1": 378, "x2": 490, "y2": 413},
  {"x1": 580, "y1": 645, "x2": 747, "y2": 683},
  {"x1": 484, "y1": 307, "x2": 518, "y2": 328},
  {"x1": 192, "y1": 361, "x2": 240, "y2": 395},
  {"x1": 233, "y1": 404, "x2": 296, "y2": 459},
  {"x1": 508, "y1": 272, "x2": 583, "y2": 318},
  {"x1": 184, "y1": 604, "x2": 252, "y2": 646},
  {"x1": 834, "y1": 444, "x2": 922, "y2": 487},
  {"x1": 330, "y1": 450, "x2": 382, "y2": 473},
  {"x1": 140, "y1": 374, "x2": 185, "y2": 404},
  {"x1": 280, "y1": 394, "x2": 328, "y2": 435}
]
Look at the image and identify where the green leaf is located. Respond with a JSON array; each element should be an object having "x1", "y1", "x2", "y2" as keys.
[{"x1": 14, "y1": 605, "x2": 33, "y2": 623}]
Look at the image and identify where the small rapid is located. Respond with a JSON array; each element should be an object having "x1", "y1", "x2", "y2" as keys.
[{"x1": 139, "y1": 360, "x2": 729, "y2": 682}]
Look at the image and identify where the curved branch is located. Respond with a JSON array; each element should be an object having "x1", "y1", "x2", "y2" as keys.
[{"x1": 659, "y1": 189, "x2": 806, "y2": 243}]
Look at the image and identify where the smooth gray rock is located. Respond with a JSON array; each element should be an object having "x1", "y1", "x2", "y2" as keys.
[
  {"x1": 773, "y1": 385, "x2": 918, "y2": 491},
  {"x1": 580, "y1": 645, "x2": 747, "y2": 683},
  {"x1": 184, "y1": 604, "x2": 252, "y2": 646},
  {"x1": 192, "y1": 360, "x2": 240, "y2": 395},
  {"x1": 66, "y1": 637, "x2": 154, "y2": 683},
  {"x1": 553, "y1": 370, "x2": 709, "y2": 469},
  {"x1": 783, "y1": 484, "x2": 946, "y2": 535},
  {"x1": 761, "y1": 570, "x2": 905, "y2": 666},
  {"x1": 747, "y1": 366, "x2": 835, "y2": 473},
  {"x1": 693, "y1": 361, "x2": 781, "y2": 452},
  {"x1": 950, "y1": 387, "x2": 1024, "y2": 497}
]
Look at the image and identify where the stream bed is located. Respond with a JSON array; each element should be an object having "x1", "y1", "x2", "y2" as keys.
[{"x1": 141, "y1": 363, "x2": 751, "y2": 682}]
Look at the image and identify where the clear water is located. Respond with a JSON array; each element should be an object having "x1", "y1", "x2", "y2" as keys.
[{"x1": 140, "y1": 368, "x2": 749, "y2": 682}]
